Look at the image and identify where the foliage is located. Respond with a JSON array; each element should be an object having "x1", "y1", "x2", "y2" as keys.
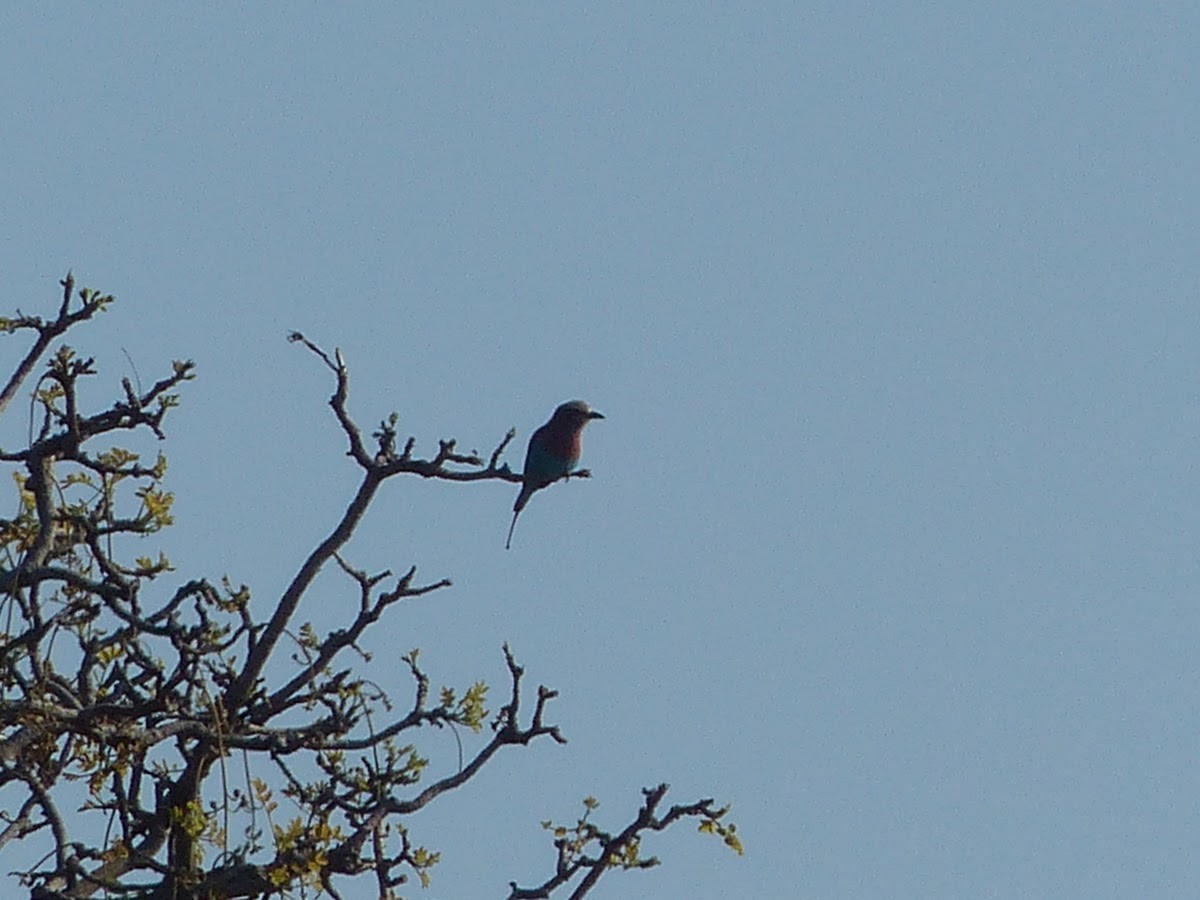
[{"x1": 0, "y1": 274, "x2": 738, "y2": 898}]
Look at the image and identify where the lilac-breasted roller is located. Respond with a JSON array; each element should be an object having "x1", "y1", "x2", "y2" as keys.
[{"x1": 506, "y1": 400, "x2": 605, "y2": 550}]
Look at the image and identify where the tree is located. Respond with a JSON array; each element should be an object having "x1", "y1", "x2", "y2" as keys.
[{"x1": 0, "y1": 274, "x2": 741, "y2": 899}]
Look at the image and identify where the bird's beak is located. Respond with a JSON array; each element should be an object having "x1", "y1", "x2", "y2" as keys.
[{"x1": 588, "y1": 410, "x2": 605, "y2": 419}]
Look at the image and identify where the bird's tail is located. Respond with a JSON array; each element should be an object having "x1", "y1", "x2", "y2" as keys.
[
  {"x1": 505, "y1": 509, "x2": 520, "y2": 550},
  {"x1": 506, "y1": 484, "x2": 535, "y2": 550}
]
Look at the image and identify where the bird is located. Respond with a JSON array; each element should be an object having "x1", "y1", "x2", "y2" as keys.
[{"x1": 507, "y1": 400, "x2": 605, "y2": 550}]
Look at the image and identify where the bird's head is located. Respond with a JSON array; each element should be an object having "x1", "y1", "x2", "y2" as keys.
[{"x1": 553, "y1": 399, "x2": 605, "y2": 427}]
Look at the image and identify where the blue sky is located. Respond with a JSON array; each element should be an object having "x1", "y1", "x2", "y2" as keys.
[{"x1": 3, "y1": 4, "x2": 1199, "y2": 898}]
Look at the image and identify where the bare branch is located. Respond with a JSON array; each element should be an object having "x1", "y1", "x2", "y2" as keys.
[{"x1": 0, "y1": 273, "x2": 111, "y2": 417}]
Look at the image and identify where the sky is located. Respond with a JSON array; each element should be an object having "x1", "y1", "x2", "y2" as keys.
[{"x1": 2, "y1": 4, "x2": 1199, "y2": 898}]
